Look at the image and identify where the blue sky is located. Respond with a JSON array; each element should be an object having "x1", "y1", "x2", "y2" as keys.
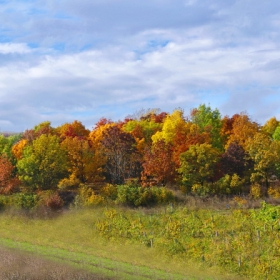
[{"x1": 1, "y1": 0, "x2": 280, "y2": 132}]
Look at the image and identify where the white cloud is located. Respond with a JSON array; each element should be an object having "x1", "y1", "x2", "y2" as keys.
[
  {"x1": 0, "y1": 43, "x2": 30, "y2": 54},
  {"x1": 0, "y1": 0, "x2": 280, "y2": 131}
]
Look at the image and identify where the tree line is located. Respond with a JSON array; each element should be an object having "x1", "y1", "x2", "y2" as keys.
[{"x1": 1, "y1": 104, "x2": 280, "y2": 200}]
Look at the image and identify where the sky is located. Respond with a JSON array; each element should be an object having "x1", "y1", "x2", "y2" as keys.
[{"x1": 1, "y1": 0, "x2": 280, "y2": 132}]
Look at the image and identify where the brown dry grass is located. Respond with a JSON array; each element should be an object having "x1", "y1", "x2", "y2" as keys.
[{"x1": 0, "y1": 246, "x2": 113, "y2": 280}]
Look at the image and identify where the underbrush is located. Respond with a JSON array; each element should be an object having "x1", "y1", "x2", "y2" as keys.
[{"x1": 72, "y1": 184, "x2": 175, "y2": 208}]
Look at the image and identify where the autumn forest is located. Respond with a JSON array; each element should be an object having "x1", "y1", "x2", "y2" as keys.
[{"x1": 1, "y1": 104, "x2": 280, "y2": 204}]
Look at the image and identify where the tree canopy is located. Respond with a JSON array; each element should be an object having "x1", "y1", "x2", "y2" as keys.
[{"x1": 0, "y1": 104, "x2": 279, "y2": 198}]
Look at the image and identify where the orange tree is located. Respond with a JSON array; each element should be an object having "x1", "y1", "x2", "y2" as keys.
[
  {"x1": 60, "y1": 136, "x2": 105, "y2": 187},
  {"x1": 0, "y1": 156, "x2": 20, "y2": 194},
  {"x1": 225, "y1": 113, "x2": 259, "y2": 150}
]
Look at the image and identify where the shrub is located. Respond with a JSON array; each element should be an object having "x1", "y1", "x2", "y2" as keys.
[
  {"x1": 100, "y1": 184, "x2": 118, "y2": 200},
  {"x1": 268, "y1": 186, "x2": 280, "y2": 198},
  {"x1": 72, "y1": 185, "x2": 104, "y2": 208},
  {"x1": 0, "y1": 195, "x2": 11, "y2": 210},
  {"x1": 116, "y1": 185, "x2": 174, "y2": 207},
  {"x1": 214, "y1": 175, "x2": 231, "y2": 194},
  {"x1": 58, "y1": 174, "x2": 80, "y2": 190},
  {"x1": 153, "y1": 187, "x2": 175, "y2": 204},
  {"x1": 116, "y1": 184, "x2": 139, "y2": 207},
  {"x1": 230, "y1": 173, "x2": 244, "y2": 194},
  {"x1": 191, "y1": 183, "x2": 211, "y2": 196},
  {"x1": 250, "y1": 183, "x2": 262, "y2": 199},
  {"x1": 85, "y1": 192, "x2": 104, "y2": 206},
  {"x1": 12, "y1": 193, "x2": 39, "y2": 210},
  {"x1": 39, "y1": 191, "x2": 64, "y2": 210},
  {"x1": 214, "y1": 174, "x2": 244, "y2": 195},
  {"x1": 136, "y1": 187, "x2": 157, "y2": 207}
]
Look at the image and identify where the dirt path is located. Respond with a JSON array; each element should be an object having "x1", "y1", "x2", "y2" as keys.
[{"x1": 0, "y1": 246, "x2": 114, "y2": 280}]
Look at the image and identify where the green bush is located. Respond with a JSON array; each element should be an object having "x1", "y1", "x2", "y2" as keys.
[
  {"x1": 214, "y1": 174, "x2": 244, "y2": 195},
  {"x1": 116, "y1": 184, "x2": 139, "y2": 207},
  {"x1": 0, "y1": 195, "x2": 11, "y2": 210},
  {"x1": 100, "y1": 184, "x2": 118, "y2": 200},
  {"x1": 191, "y1": 183, "x2": 212, "y2": 196},
  {"x1": 72, "y1": 185, "x2": 105, "y2": 208},
  {"x1": 116, "y1": 185, "x2": 174, "y2": 207},
  {"x1": 12, "y1": 193, "x2": 39, "y2": 210}
]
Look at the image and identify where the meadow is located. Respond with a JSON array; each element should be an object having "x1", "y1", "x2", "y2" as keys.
[{"x1": 0, "y1": 197, "x2": 279, "y2": 279}]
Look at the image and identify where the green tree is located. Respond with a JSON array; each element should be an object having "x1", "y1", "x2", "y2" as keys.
[
  {"x1": 17, "y1": 134, "x2": 68, "y2": 191},
  {"x1": 190, "y1": 104, "x2": 223, "y2": 150},
  {"x1": 178, "y1": 143, "x2": 220, "y2": 191},
  {"x1": 123, "y1": 118, "x2": 162, "y2": 144},
  {"x1": 262, "y1": 117, "x2": 279, "y2": 137},
  {"x1": 0, "y1": 134, "x2": 22, "y2": 163},
  {"x1": 272, "y1": 124, "x2": 280, "y2": 141}
]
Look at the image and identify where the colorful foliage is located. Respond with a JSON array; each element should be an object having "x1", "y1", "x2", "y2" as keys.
[
  {"x1": 142, "y1": 140, "x2": 176, "y2": 186},
  {"x1": 17, "y1": 134, "x2": 68, "y2": 191},
  {"x1": 0, "y1": 156, "x2": 20, "y2": 194},
  {"x1": 0, "y1": 104, "x2": 279, "y2": 201}
]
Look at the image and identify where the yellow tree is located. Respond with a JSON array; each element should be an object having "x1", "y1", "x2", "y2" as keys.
[
  {"x1": 247, "y1": 132, "x2": 280, "y2": 188},
  {"x1": 152, "y1": 109, "x2": 210, "y2": 167},
  {"x1": 152, "y1": 109, "x2": 186, "y2": 144},
  {"x1": 89, "y1": 118, "x2": 115, "y2": 148},
  {"x1": 261, "y1": 117, "x2": 279, "y2": 137}
]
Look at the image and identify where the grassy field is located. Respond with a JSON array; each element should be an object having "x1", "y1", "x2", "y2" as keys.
[{"x1": 0, "y1": 206, "x2": 242, "y2": 280}]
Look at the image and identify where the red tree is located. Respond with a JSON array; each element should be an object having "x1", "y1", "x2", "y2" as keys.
[
  {"x1": 0, "y1": 156, "x2": 20, "y2": 194},
  {"x1": 142, "y1": 140, "x2": 176, "y2": 187}
]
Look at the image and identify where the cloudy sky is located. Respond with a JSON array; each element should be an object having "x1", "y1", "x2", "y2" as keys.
[{"x1": 1, "y1": 0, "x2": 280, "y2": 132}]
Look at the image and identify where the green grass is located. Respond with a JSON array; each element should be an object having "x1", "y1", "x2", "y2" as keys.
[
  {"x1": 0, "y1": 238, "x2": 185, "y2": 280},
  {"x1": 0, "y1": 207, "x2": 239, "y2": 280}
]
